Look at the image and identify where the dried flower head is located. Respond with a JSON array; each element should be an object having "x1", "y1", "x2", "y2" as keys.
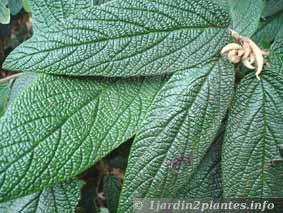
[{"x1": 221, "y1": 30, "x2": 269, "y2": 80}]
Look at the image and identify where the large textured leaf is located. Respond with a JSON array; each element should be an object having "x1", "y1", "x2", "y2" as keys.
[
  {"x1": 0, "y1": 180, "x2": 83, "y2": 213},
  {"x1": 272, "y1": 39, "x2": 283, "y2": 55},
  {"x1": 229, "y1": 0, "x2": 265, "y2": 37},
  {"x1": 9, "y1": 73, "x2": 37, "y2": 104},
  {"x1": 178, "y1": 132, "x2": 224, "y2": 198},
  {"x1": 223, "y1": 41, "x2": 283, "y2": 197},
  {"x1": 3, "y1": 0, "x2": 230, "y2": 77},
  {"x1": 211, "y1": 0, "x2": 229, "y2": 11},
  {"x1": 263, "y1": 0, "x2": 283, "y2": 17},
  {"x1": 252, "y1": 12, "x2": 283, "y2": 45},
  {"x1": 118, "y1": 58, "x2": 234, "y2": 212},
  {"x1": 0, "y1": 74, "x2": 166, "y2": 202},
  {"x1": 0, "y1": 82, "x2": 10, "y2": 117},
  {"x1": 31, "y1": 0, "x2": 110, "y2": 31}
]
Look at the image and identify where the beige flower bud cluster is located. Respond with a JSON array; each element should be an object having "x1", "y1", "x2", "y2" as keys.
[{"x1": 221, "y1": 30, "x2": 269, "y2": 80}]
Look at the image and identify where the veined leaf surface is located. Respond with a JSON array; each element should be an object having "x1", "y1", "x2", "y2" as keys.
[
  {"x1": 119, "y1": 58, "x2": 234, "y2": 212},
  {"x1": 0, "y1": 180, "x2": 83, "y2": 213},
  {"x1": 229, "y1": 0, "x2": 265, "y2": 37},
  {"x1": 0, "y1": 74, "x2": 165, "y2": 202},
  {"x1": 3, "y1": 0, "x2": 230, "y2": 77},
  {"x1": 223, "y1": 40, "x2": 283, "y2": 197}
]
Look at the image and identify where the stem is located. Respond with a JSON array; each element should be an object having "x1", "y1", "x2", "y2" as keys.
[{"x1": 0, "y1": 73, "x2": 23, "y2": 84}]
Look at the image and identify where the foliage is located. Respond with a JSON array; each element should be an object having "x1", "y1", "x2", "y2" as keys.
[
  {"x1": 0, "y1": 180, "x2": 83, "y2": 213},
  {"x1": 0, "y1": 0, "x2": 282, "y2": 212},
  {"x1": 0, "y1": 82, "x2": 9, "y2": 117}
]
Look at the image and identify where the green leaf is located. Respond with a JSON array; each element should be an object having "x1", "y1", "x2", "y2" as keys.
[
  {"x1": 0, "y1": 0, "x2": 10, "y2": 24},
  {"x1": 3, "y1": 0, "x2": 230, "y2": 77},
  {"x1": 103, "y1": 176, "x2": 121, "y2": 213},
  {"x1": 0, "y1": 82, "x2": 10, "y2": 117},
  {"x1": 0, "y1": 0, "x2": 141, "y2": 203},
  {"x1": 31, "y1": 0, "x2": 110, "y2": 31},
  {"x1": 263, "y1": 0, "x2": 283, "y2": 17},
  {"x1": 9, "y1": 73, "x2": 37, "y2": 104},
  {"x1": 229, "y1": 0, "x2": 265, "y2": 37},
  {"x1": 118, "y1": 58, "x2": 234, "y2": 212},
  {"x1": 0, "y1": 179, "x2": 83, "y2": 213},
  {"x1": 211, "y1": 0, "x2": 229, "y2": 11},
  {"x1": 252, "y1": 12, "x2": 283, "y2": 45},
  {"x1": 223, "y1": 42, "x2": 283, "y2": 197},
  {"x1": 0, "y1": 74, "x2": 166, "y2": 202},
  {"x1": 272, "y1": 39, "x2": 283, "y2": 55},
  {"x1": 178, "y1": 133, "x2": 224, "y2": 198},
  {"x1": 8, "y1": 0, "x2": 23, "y2": 15}
]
